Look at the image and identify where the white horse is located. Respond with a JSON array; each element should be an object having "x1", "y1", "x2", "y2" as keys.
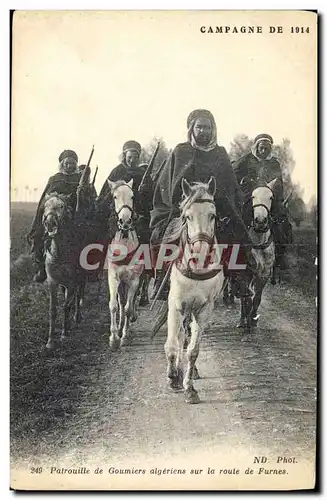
[
  {"x1": 106, "y1": 179, "x2": 144, "y2": 349},
  {"x1": 237, "y1": 178, "x2": 277, "y2": 334},
  {"x1": 165, "y1": 177, "x2": 225, "y2": 404}
]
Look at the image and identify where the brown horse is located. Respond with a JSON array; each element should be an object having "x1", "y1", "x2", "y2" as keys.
[{"x1": 43, "y1": 192, "x2": 93, "y2": 350}]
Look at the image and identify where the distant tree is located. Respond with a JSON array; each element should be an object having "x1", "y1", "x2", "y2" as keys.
[
  {"x1": 139, "y1": 137, "x2": 170, "y2": 181},
  {"x1": 24, "y1": 185, "x2": 29, "y2": 202},
  {"x1": 307, "y1": 194, "x2": 317, "y2": 228},
  {"x1": 287, "y1": 192, "x2": 306, "y2": 227},
  {"x1": 33, "y1": 187, "x2": 38, "y2": 202},
  {"x1": 229, "y1": 134, "x2": 252, "y2": 163}
]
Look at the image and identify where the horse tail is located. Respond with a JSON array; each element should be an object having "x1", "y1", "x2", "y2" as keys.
[{"x1": 151, "y1": 301, "x2": 168, "y2": 338}]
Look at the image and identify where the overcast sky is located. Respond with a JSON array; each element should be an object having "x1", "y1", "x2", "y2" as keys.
[{"x1": 11, "y1": 10, "x2": 317, "y2": 203}]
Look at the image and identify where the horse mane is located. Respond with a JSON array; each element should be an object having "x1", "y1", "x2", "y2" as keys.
[
  {"x1": 44, "y1": 192, "x2": 70, "y2": 204},
  {"x1": 179, "y1": 183, "x2": 214, "y2": 214},
  {"x1": 109, "y1": 180, "x2": 132, "y2": 193}
]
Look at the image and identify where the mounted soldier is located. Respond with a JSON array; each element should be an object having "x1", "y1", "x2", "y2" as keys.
[
  {"x1": 98, "y1": 140, "x2": 154, "y2": 245},
  {"x1": 232, "y1": 133, "x2": 293, "y2": 270},
  {"x1": 27, "y1": 149, "x2": 96, "y2": 283},
  {"x1": 150, "y1": 108, "x2": 252, "y2": 299}
]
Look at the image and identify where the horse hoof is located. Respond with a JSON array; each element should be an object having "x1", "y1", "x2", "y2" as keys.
[
  {"x1": 130, "y1": 315, "x2": 137, "y2": 323},
  {"x1": 251, "y1": 316, "x2": 259, "y2": 327},
  {"x1": 167, "y1": 369, "x2": 184, "y2": 391},
  {"x1": 237, "y1": 320, "x2": 246, "y2": 328},
  {"x1": 271, "y1": 278, "x2": 277, "y2": 285},
  {"x1": 74, "y1": 313, "x2": 82, "y2": 324},
  {"x1": 139, "y1": 298, "x2": 149, "y2": 307},
  {"x1": 241, "y1": 335, "x2": 253, "y2": 343},
  {"x1": 167, "y1": 378, "x2": 183, "y2": 391},
  {"x1": 120, "y1": 337, "x2": 130, "y2": 347},
  {"x1": 193, "y1": 366, "x2": 200, "y2": 380},
  {"x1": 109, "y1": 337, "x2": 120, "y2": 351},
  {"x1": 223, "y1": 297, "x2": 230, "y2": 307},
  {"x1": 45, "y1": 340, "x2": 56, "y2": 350},
  {"x1": 185, "y1": 388, "x2": 200, "y2": 404}
]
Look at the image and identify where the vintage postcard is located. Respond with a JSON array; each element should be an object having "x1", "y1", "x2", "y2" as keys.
[{"x1": 10, "y1": 10, "x2": 317, "y2": 491}]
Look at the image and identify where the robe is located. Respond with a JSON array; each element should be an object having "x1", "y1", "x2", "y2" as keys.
[{"x1": 150, "y1": 141, "x2": 247, "y2": 245}]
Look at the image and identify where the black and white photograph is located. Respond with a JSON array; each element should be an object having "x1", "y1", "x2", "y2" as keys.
[{"x1": 10, "y1": 9, "x2": 317, "y2": 490}]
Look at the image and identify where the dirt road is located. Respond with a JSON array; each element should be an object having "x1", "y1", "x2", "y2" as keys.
[{"x1": 10, "y1": 278, "x2": 317, "y2": 490}]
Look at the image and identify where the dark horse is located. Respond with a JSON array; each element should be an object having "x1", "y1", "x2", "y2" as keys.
[{"x1": 43, "y1": 168, "x2": 97, "y2": 350}]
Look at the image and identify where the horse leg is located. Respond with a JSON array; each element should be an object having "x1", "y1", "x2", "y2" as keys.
[
  {"x1": 251, "y1": 278, "x2": 265, "y2": 327},
  {"x1": 97, "y1": 269, "x2": 104, "y2": 296},
  {"x1": 74, "y1": 276, "x2": 85, "y2": 324},
  {"x1": 237, "y1": 295, "x2": 247, "y2": 329},
  {"x1": 139, "y1": 273, "x2": 150, "y2": 307},
  {"x1": 165, "y1": 303, "x2": 184, "y2": 390},
  {"x1": 222, "y1": 277, "x2": 230, "y2": 306},
  {"x1": 121, "y1": 279, "x2": 139, "y2": 347},
  {"x1": 62, "y1": 285, "x2": 75, "y2": 341},
  {"x1": 46, "y1": 282, "x2": 58, "y2": 350},
  {"x1": 130, "y1": 279, "x2": 139, "y2": 324},
  {"x1": 183, "y1": 316, "x2": 200, "y2": 379},
  {"x1": 108, "y1": 275, "x2": 120, "y2": 350},
  {"x1": 229, "y1": 277, "x2": 236, "y2": 305},
  {"x1": 117, "y1": 283, "x2": 126, "y2": 338},
  {"x1": 79, "y1": 276, "x2": 86, "y2": 308},
  {"x1": 184, "y1": 304, "x2": 210, "y2": 404},
  {"x1": 237, "y1": 279, "x2": 251, "y2": 331},
  {"x1": 271, "y1": 262, "x2": 277, "y2": 285}
]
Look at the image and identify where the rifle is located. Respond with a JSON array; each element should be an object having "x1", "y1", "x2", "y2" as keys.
[
  {"x1": 138, "y1": 141, "x2": 160, "y2": 192},
  {"x1": 92, "y1": 165, "x2": 98, "y2": 186},
  {"x1": 283, "y1": 191, "x2": 293, "y2": 207},
  {"x1": 76, "y1": 145, "x2": 94, "y2": 213}
]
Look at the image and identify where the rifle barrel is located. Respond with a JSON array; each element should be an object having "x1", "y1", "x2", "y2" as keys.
[
  {"x1": 138, "y1": 142, "x2": 160, "y2": 192},
  {"x1": 87, "y1": 145, "x2": 95, "y2": 168},
  {"x1": 92, "y1": 166, "x2": 98, "y2": 186}
]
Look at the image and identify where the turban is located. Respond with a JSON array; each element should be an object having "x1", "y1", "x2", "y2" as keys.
[
  {"x1": 186, "y1": 109, "x2": 217, "y2": 152},
  {"x1": 187, "y1": 109, "x2": 216, "y2": 129},
  {"x1": 252, "y1": 134, "x2": 274, "y2": 160},
  {"x1": 122, "y1": 140, "x2": 141, "y2": 154},
  {"x1": 59, "y1": 150, "x2": 78, "y2": 163},
  {"x1": 253, "y1": 133, "x2": 274, "y2": 145}
]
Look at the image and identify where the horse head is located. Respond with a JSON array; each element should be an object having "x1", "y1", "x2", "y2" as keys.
[
  {"x1": 251, "y1": 178, "x2": 278, "y2": 233},
  {"x1": 180, "y1": 176, "x2": 217, "y2": 255},
  {"x1": 42, "y1": 192, "x2": 75, "y2": 236},
  {"x1": 107, "y1": 179, "x2": 135, "y2": 233}
]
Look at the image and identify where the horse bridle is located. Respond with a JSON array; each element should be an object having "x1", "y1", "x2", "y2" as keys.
[
  {"x1": 113, "y1": 186, "x2": 136, "y2": 233},
  {"x1": 183, "y1": 198, "x2": 217, "y2": 247},
  {"x1": 249, "y1": 186, "x2": 274, "y2": 234},
  {"x1": 43, "y1": 200, "x2": 73, "y2": 236}
]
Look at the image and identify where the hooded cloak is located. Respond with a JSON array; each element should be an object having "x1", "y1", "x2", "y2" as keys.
[{"x1": 150, "y1": 110, "x2": 247, "y2": 245}]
